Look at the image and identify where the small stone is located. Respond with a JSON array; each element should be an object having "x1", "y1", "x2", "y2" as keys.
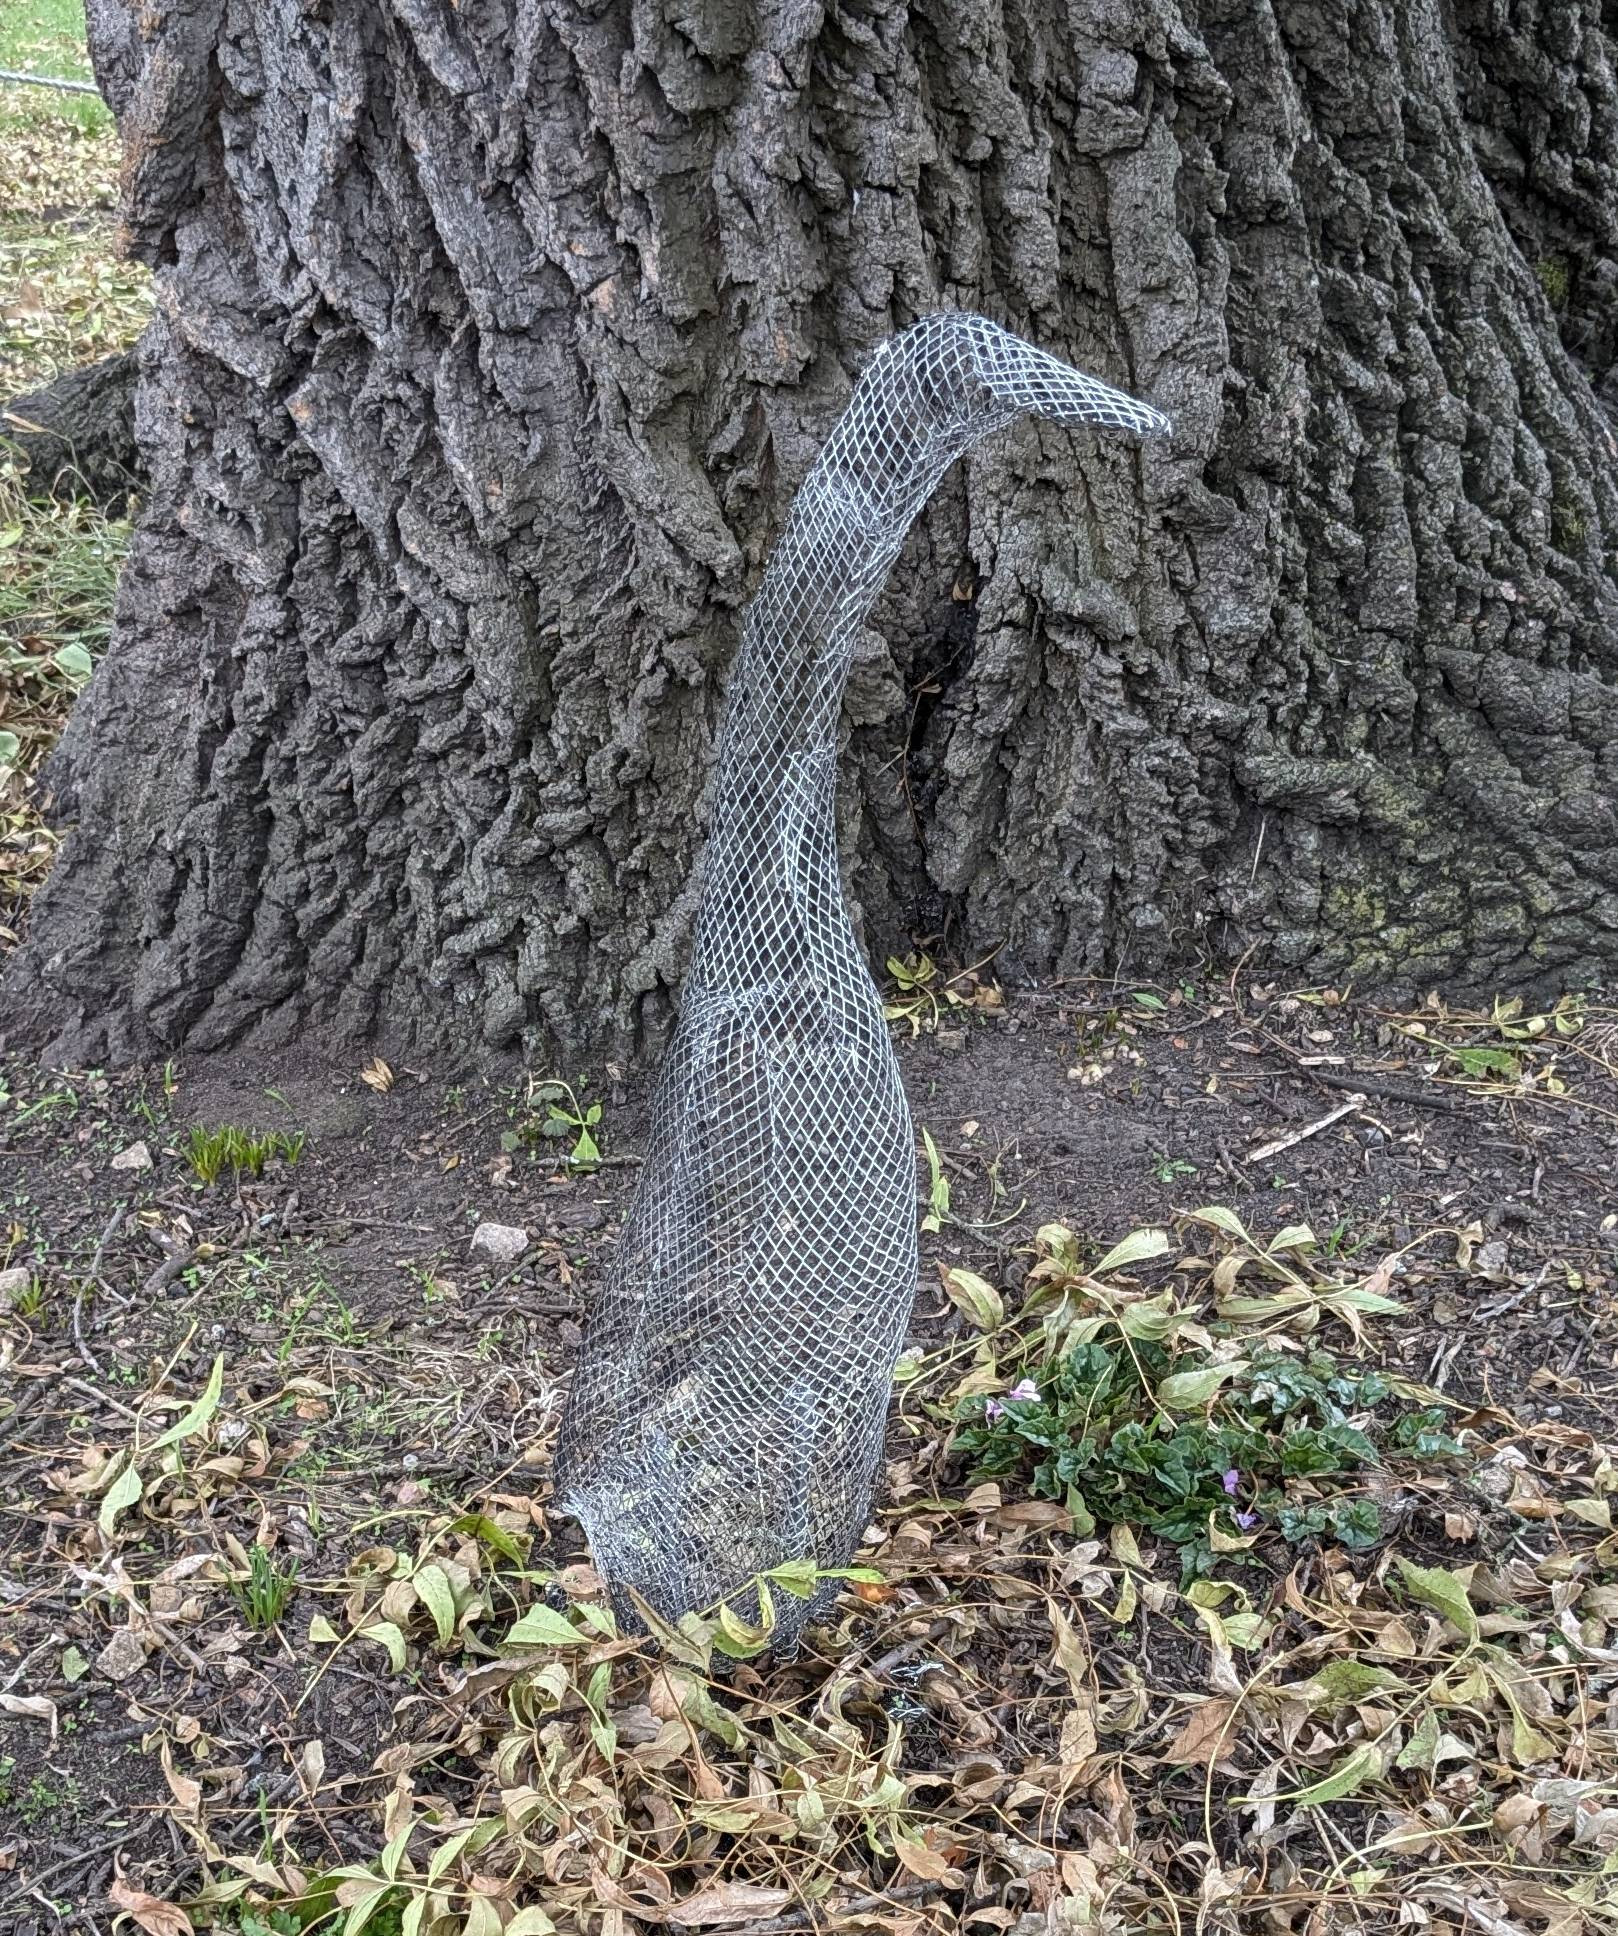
[
  {"x1": 471, "y1": 1221, "x2": 529, "y2": 1264},
  {"x1": 110, "y1": 1140, "x2": 153, "y2": 1172},
  {"x1": 0, "y1": 1266, "x2": 29, "y2": 1309},
  {"x1": 95, "y1": 1627, "x2": 149, "y2": 1683}
]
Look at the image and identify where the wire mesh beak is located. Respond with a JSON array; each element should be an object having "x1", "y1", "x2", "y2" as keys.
[{"x1": 967, "y1": 323, "x2": 1172, "y2": 441}]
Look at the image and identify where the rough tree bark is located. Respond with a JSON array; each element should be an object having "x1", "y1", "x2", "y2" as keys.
[{"x1": 4, "y1": 0, "x2": 1615, "y2": 1063}]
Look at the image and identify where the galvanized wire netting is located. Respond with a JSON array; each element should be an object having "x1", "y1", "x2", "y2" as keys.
[{"x1": 556, "y1": 313, "x2": 1169, "y2": 1647}]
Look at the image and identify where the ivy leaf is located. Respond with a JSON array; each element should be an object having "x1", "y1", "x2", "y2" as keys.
[
  {"x1": 1156, "y1": 1361, "x2": 1246, "y2": 1411},
  {"x1": 98, "y1": 1460, "x2": 143, "y2": 1537},
  {"x1": 1092, "y1": 1228, "x2": 1172, "y2": 1275},
  {"x1": 1396, "y1": 1558, "x2": 1479, "y2": 1645},
  {"x1": 1294, "y1": 1742, "x2": 1383, "y2": 1805},
  {"x1": 148, "y1": 1354, "x2": 224, "y2": 1451},
  {"x1": 943, "y1": 1268, "x2": 1003, "y2": 1330},
  {"x1": 412, "y1": 1562, "x2": 457, "y2": 1645},
  {"x1": 503, "y1": 1604, "x2": 589, "y2": 1648}
]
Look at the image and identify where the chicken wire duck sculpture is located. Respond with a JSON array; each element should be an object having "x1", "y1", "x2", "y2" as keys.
[{"x1": 556, "y1": 313, "x2": 1169, "y2": 1649}]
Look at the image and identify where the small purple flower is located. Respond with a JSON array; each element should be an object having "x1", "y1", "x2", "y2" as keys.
[
  {"x1": 1221, "y1": 1468, "x2": 1241, "y2": 1497},
  {"x1": 1236, "y1": 1510, "x2": 1259, "y2": 1531},
  {"x1": 985, "y1": 1378, "x2": 1040, "y2": 1423}
]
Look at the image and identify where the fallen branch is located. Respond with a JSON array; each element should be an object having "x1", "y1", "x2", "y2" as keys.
[{"x1": 1309, "y1": 1066, "x2": 1459, "y2": 1112}]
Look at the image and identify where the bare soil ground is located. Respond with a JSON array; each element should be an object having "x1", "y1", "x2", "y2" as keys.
[{"x1": 2, "y1": 980, "x2": 1615, "y2": 1935}]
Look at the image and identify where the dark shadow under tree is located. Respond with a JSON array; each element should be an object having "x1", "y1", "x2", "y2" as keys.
[{"x1": 4, "y1": 0, "x2": 1616, "y2": 1063}]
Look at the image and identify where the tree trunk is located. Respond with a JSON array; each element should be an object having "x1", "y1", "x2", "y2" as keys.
[
  {"x1": 4, "y1": 345, "x2": 143, "y2": 508},
  {"x1": 4, "y1": 0, "x2": 1615, "y2": 1064}
]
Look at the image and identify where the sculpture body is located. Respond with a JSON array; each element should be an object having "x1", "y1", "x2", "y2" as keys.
[{"x1": 556, "y1": 315, "x2": 1168, "y2": 1645}]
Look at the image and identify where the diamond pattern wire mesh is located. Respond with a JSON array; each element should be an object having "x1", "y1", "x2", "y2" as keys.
[{"x1": 555, "y1": 313, "x2": 1170, "y2": 1648}]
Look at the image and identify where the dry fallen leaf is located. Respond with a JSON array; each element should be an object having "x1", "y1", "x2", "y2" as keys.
[
  {"x1": 108, "y1": 1878, "x2": 194, "y2": 1936},
  {"x1": 159, "y1": 1739, "x2": 200, "y2": 1813},
  {"x1": 0, "y1": 1692, "x2": 56, "y2": 1737},
  {"x1": 663, "y1": 1882, "x2": 793, "y2": 1927},
  {"x1": 1060, "y1": 1703, "x2": 1098, "y2": 1768},
  {"x1": 892, "y1": 1831, "x2": 961, "y2": 1883},
  {"x1": 1162, "y1": 1696, "x2": 1240, "y2": 1767},
  {"x1": 360, "y1": 1055, "x2": 394, "y2": 1092}
]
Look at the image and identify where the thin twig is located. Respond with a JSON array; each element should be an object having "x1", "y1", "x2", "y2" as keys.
[
  {"x1": 90, "y1": 1204, "x2": 126, "y2": 1285},
  {"x1": 1247, "y1": 1094, "x2": 1365, "y2": 1165},
  {"x1": 60, "y1": 1373, "x2": 145, "y2": 1423},
  {"x1": 71, "y1": 1287, "x2": 102, "y2": 1374},
  {"x1": 0, "y1": 1830, "x2": 141, "y2": 1910},
  {"x1": 142, "y1": 1245, "x2": 199, "y2": 1297},
  {"x1": 73, "y1": 1203, "x2": 128, "y2": 1373}
]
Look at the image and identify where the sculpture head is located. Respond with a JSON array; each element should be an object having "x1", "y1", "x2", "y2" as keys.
[{"x1": 964, "y1": 316, "x2": 1172, "y2": 441}]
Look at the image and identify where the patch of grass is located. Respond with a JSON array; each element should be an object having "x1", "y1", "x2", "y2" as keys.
[
  {"x1": 1, "y1": 217, "x2": 151, "y2": 391},
  {"x1": 8, "y1": 1272, "x2": 45, "y2": 1317},
  {"x1": 185, "y1": 1124, "x2": 306, "y2": 1186},
  {"x1": 0, "y1": 0, "x2": 108, "y2": 138},
  {"x1": 0, "y1": 456, "x2": 126, "y2": 652},
  {"x1": 0, "y1": 6, "x2": 151, "y2": 957},
  {"x1": 0, "y1": 456, "x2": 133, "y2": 950},
  {"x1": 230, "y1": 1544, "x2": 299, "y2": 1631}
]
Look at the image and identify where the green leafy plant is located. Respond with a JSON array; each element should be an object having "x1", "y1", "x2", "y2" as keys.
[
  {"x1": 185, "y1": 1124, "x2": 305, "y2": 1185},
  {"x1": 884, "y1": 952, "x2": 947, "y2": 1034},
  {"x1": 212, "y1": 1912, "x2": 301, "y2": 1936},
  {"x1": 6, "y1": 1273, "x2": 45, "y2": 1318},
  {"x1": 231, "y1": 1544, "x2": 300, "y2": 1631},
  {"x1": 1150, "y1": 1152, "x2": 1199, "y2": 1185},
  {"x1": 956, "y1": 1291, "x2": 1463, "y2": 1579},
  {"x1": 505, "y1": 1077, "x2": 603, "y2": 1170},
  {"x1": 882, "y1": 951, "x2": 1001, "y2": 1034},
  {"x1": 1445, "y1": 1044, "x2": 1521, "y2": 1083}
]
